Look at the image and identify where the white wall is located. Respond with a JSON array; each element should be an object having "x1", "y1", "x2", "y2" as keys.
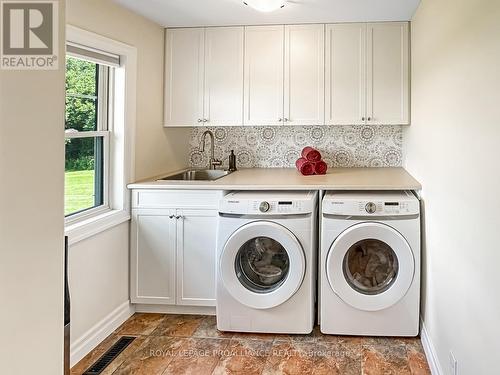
[
  {"x1": 67, "y1": 0, "x2": 190, "y2": 180},
  {"x1": 65, "y1": 0, "x2": 190, "y2": 365},
  {"x1": 69, "y1": 222, "x2": 132, "y2": 365},
  {"x1": 0, "y1": 0, "x2": 66, "y2": 373},
  {"x1": 405, "y1": 0, "x2": 500, "y2": 373},
  {"x1": 70, "y1": 224, "x2": 129, "y2": 336}
]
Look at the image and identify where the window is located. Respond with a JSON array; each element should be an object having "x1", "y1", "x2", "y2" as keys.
[
  {"x1": 64, "y1": 54, "x2": 112, "y2": 217},
  {"x1": 64, "y1": 25, "x2": 137, "y2": 244}
]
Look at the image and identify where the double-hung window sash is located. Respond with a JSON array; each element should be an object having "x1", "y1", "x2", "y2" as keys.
[{"x1": 65, "y1": 43, "x2": 120, "y2": 217}]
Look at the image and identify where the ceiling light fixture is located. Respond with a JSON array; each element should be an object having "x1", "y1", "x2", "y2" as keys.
[{"x1": 243, "y1": 0, "x2": 286, "y2": 13}]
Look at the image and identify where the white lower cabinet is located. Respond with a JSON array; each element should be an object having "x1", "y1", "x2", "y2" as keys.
[
  {"x1": 131, "y1": 190, "x2": 221, "y2": 307},
  {"x1": 131, "y1": 209, "x2": 177, "y2": 305},
  {"x1": 176, "y1": 209, "x2": 217, "y2": 306}
]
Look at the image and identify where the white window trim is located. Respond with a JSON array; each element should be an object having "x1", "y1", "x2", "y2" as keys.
[{"x1": 65, "y1": 25, "x2": 137, "y2": 245}]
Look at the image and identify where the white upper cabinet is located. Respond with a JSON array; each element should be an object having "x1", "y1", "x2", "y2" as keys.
[
  {"x1": 325, "y1": 23, "x2": 366, "y2": 125},
  {"x1": 284, "y1": 24, "x2": 325, "y2": 125},
  {"x1": 326, "y1": 22, "x2": 409, "y2": 125},
  {"x1": 164, "y1": 27, "x2": 244, "y2": 127},
  {"x1": 204, "y1": 27, "x2": 244, "y2": 126},
  {"x1": 165, "y1": 22, "x2": 409, "y2": 127},
  {"x1": 164, "y1": 28, "x2": 204, "y2": 127},
  {"x1": 367, "y1": 22, "x2": 409, "y2": 125},
  {"x1": 244, "y1": 25, "x2": 285, "y2": 126}
]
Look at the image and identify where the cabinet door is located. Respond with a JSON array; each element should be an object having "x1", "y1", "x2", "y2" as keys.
[
  {"x1": 164, "y1": 28, "x2": 205, "y2": 127},
  {"x1": 204, "y1": 27, "x2": 244, "y2": 126},
  {"x1": 325, "y1": 23, "x2": 366, "y2": 125},
  {"x1": 176, "y1": 209, "x2": 217, "y2": 306},
  {"x1": 366, "y1": 22, "x2": 409, "y2": 125},
  {"x1": 284, "y1": 24, "x2": 325, "y2": 125},
  {"x1": 244, "y1": 25, "x2": 284, "y2": 126},
  {"x1": 131, "y1": 209, "x2": 176, "y2": 304}
]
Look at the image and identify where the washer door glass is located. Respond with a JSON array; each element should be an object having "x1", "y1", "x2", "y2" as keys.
[
  {"x1": 220, "y1": 221, "x2": 306, "y2": 309},
  {"x1": 235, "y1": 237, "x2": 290, "y2": 293},
  {"x1": 343, "y1": 239, "x2": 399, "y2": 295}
]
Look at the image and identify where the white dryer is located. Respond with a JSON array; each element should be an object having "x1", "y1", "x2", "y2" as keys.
[
  {"x1": 320, "y1": 191, "x2": 420, "y2": 336},
  {"x1": 217, "y1": 191, "x2": 317, "y2": 334}
]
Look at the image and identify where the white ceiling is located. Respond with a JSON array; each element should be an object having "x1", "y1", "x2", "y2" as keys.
[{"x1": 113, "y1": 0, "x2": 421, "y2": 28}]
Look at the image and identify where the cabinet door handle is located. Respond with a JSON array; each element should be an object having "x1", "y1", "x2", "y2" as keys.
[
  {"x1": 367, "y1": 117, "x2": 372, "y2": 121},
  {"x1": 361, "y1": 117, "x2": 365, "y2": 121},
  {"x1": 203, "y1": 119, "x2": 208, "y2": 122},
  {"x1": 168, "y1": 215, "x2": 174, "y2": 219},
  {"x1": 197, "y1": 119, "x2": 202, "y2": 123},
  {"x1": 284, "y1": 118, "x2": 289, "y2": 122},
  {"x1": 175, "y1": 215, "x2": 183, "y2": 220},
  {"x1": 278, "y1": 118, "x2": 282, "y2": 122}
]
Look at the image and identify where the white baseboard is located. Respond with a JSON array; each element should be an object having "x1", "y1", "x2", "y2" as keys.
[
  {"x1": 134, "y1": 304, "x2": 216, "y2": 315},
  {"x1": 70, "y1": 301, "x2": 135, "y2": 367},
  {"x1": 420, "y1": 317, "x2": 444, "y2": 375}
]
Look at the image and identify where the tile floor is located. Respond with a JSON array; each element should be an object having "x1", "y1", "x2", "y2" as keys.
[{"x1": 71, "y1": 313, "x2": 431, "y2": 375}]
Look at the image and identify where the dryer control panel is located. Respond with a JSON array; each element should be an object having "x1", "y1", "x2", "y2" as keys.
[
  {"x1": 220, "y1": 191, "x2": 317, "y2": 215},
  {"x1": 322, "y1": 191, "x2": 419, "y2": 216}
]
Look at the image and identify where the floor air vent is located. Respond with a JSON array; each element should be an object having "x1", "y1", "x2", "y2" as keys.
[{"x1": 83, "y1": 336, "x2": 135, "y2": 375}]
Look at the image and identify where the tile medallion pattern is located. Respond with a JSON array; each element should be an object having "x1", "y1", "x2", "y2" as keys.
[
  {"x1": 72, "y1": 313, "x2": 431, "y2": 375},
  {"x1": 188, "y1": 125, "x2": 403, "y2": 169}
]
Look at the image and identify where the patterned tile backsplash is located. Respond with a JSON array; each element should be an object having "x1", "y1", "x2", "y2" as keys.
[{"x1": 188, "y1": 125, "x2": 403, "y2": 169}]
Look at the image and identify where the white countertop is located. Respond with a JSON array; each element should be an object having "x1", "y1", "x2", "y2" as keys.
[{"x1": 127, "y1": 167, "x2": 421, "y2": 191}]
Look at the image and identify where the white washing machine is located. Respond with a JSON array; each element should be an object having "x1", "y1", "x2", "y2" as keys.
[
  {"x1": 217, "y1": 191, "x2": 317, "y2": 334},
  {"x1": 320, "y1": 191, "x2": 420, "y2": 336}
]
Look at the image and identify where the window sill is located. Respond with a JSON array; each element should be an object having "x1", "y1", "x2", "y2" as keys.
[{"x1": 65, "y1": 209, "x2": 130, "y2": 246}]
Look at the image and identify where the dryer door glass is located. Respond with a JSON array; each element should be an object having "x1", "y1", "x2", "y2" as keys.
[
  {"x1": 327, "y1": 222, "x2": 415, "y2": 311},
  {"x1": 343, "y1": 239, "x2": 399, "y2": 295},
  {"x1": 235, "y1": 237, "x2": 290, "y2": 293}
]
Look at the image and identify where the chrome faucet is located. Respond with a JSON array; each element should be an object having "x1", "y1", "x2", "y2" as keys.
[{"x1": 199, "y1": 130, "x2": 222, "y2": 170}]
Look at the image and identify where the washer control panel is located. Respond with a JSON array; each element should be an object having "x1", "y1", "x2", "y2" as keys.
[
  {"x1": 220, "y1": 191, "x2": 317, "y2": 215},
  {"x1": 252, "y1": 200, "x2": 305, "y2": 214},
  {"x1": 323, "y1": 191, "x2": 419, "y2": 216}
]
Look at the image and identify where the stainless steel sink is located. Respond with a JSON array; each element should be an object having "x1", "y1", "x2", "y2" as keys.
[{"x1": 157, "y1": 169, "x2": 231, "y2": 181}]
